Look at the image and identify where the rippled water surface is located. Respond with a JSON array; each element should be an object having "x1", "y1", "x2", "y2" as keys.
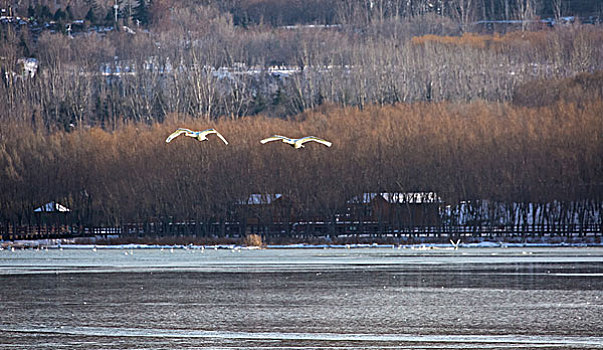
[{"x1": 1, "y1": 247, "x2": 602, "y2": 349}]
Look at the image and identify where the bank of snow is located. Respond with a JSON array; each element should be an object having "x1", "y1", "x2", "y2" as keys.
[{"x1": 1, "y1": 238, "x2": 600, "y2": 250}]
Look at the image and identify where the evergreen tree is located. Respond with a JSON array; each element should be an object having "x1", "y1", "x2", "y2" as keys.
[
  {"x1": 133, "y1": 0, "x2": 150, "y2": 26},
  {"x1": 37, "y1": 5, "x2": 52, "y2": 22},
  {"x1": 54, "y1": 8, "x2": 66, "y2": 21},
  {"x1": 85, "y1": 7, "x2": 97, "y2": 24},
  {"x1": 65, "y1": 6, "x2": 74, "y2": 21},
  {"x1": 104, "y1": 8, "x2": 115, "y2": 26},
  {"x1": 84, "y1": 0, "x2": 100, "y2": 14},
  {"x1": 250, "y1": 92, "x2": 267, "y2": 115}
]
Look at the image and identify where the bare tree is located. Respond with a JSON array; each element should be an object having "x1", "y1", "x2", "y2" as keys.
[
  {"x1": 452, "y1": 0, "x2": 475, "y2": 31},
  {"x1": 552, "y1": 0, "x2": 562, "y2": 21},
  {"x1": 515, "y1": 0, "x2": 535, "y2": 30}
]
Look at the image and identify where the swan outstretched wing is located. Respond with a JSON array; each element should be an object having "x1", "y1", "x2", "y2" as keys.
[
  {"x1": 215, "y1": 132, "x2": 229, "y2": 145},
  {"x1": 450, "y1": 239, "x2": 461, "y2": 250},
  {"x1": 298, "y1": 136, "x2": 332, "y2": 147},
  {"x1": 260, "y1": 135, "x2": 290, "y2": 144},
  {"x1": 166, "y1": 128, "x2": 195, "y2": 143},
  {"x1": 202, "y1": 128, "x2": 229, "y2": 145}
]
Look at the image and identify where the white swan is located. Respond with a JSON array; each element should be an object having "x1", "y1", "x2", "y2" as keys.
[
  {"x1": 165, "y1": 128, "x2": 229, "y2": 144},
  {"x1": 260, "y1": 135, "x2": 332, "y2": 148},
  {"x1": 450, "y1": 239, "x2": 461, "y2": 250}
]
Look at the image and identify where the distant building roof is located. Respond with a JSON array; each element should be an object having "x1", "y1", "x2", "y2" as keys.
[
  {"x1": 348, "y1": 192, "x2": 443, "y2": 204},
  {"x1": 238, "y1": 194, "x2": 283, "y2": 205},
  {"x1": 17, "y1": 57, "x2": 38, "y2": 78},
  {"x1": 34, "y1": 201, "x2": 70, "y2": 213}
]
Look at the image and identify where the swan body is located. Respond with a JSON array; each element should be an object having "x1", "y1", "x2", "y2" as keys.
[
  {"x1": 260, "y1": 135, "x2": 332, "y2": 148},
  {"x1": 166, "y1": 128, "x2": 228, "y2": 144}
]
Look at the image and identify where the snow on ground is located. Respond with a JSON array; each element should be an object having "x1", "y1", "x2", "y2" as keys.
[{"x1": 1, "y1": 237, "x2": 600, "y2": 250}]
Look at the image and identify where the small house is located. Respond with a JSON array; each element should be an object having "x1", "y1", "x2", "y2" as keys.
[
  {"x1": 346, "y1": 192, "x2": 443, "y2": 227},
  {"x1": 33, "y1": 201, "x2": 71, "y2": 225},
  {"x1": 235, "y1": 194, "x2": 294, "y2": 234},
  {"x1": 34, "y1": 201, "x2": 71, "y2": 213},
  {"x1": 28, "y1": 201, "x2": 72, "y2": 238}
]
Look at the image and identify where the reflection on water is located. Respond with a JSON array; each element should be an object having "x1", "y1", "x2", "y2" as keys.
[{"x1": 1, "y1": 248, "x2": 602, "y2": 349}]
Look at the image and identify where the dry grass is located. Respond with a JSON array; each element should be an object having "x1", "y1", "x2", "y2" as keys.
[
  {"x1": 411, "y1": 28, "x2": 603, "y2": 54},
  {"x1": 513, "y1": 71, "x2": 603, "y2": 107},
  {"x1": 242, "y1": 234, "x2": 264, "y2": 247}
]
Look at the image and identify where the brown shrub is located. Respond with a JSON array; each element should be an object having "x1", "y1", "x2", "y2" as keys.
[
  {"x1": 243, "y1": 234, "x2": 264, "y2": 247},
  {"x1": 513, "y1": 71, "x2": 603, "y2": 107},
  {"x1": 1, "y1": 100, "x2": 601, "y2": 227}
]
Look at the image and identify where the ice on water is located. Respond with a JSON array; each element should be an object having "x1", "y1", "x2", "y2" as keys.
[{"x1": 1, "y1": 247, "x2": 602, "y2": 349}]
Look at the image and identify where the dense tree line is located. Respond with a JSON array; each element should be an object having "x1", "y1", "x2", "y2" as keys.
[
  {"x1": 1, "y1": 9, "x2": 602, "y2": 128},
  {"x1": 1, "y1": 1, "x2": 602, "y2": 239},
  {"x1": 0, "y1": 99, "x2": 601, "y2": 237},
  {"x1": 10, "y1": 0, "x2": 603, "y2": 28}
]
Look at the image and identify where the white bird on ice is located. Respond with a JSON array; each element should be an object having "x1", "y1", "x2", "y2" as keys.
[
  {"x1": 165, "y1": 128, "x2": 229, "y2": 145},
  {"x1": 260, "y1": 135, "x2": 332, "y2": 148},
  {"x1": 450, "y1": 239, "x2": 461, "y2": 250}
]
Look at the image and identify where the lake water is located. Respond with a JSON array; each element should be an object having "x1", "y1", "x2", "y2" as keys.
[{"x1": 1, "y1": 247, "x2": 602, "y2": 349}]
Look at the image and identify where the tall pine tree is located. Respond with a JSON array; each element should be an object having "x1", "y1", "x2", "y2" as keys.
[
  {"x1": 84, "y1": 0, "x2": 100, "y2": 25},
  {"x1": 133, "y1": 0, "x2": 150, "y2": 26}
]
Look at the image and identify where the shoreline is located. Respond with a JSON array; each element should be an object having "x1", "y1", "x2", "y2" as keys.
[{"x1": 2, "y1": 239, "x2": 602, "y2": 250}]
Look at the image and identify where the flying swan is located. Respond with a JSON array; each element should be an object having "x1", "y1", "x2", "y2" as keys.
[
  {"x1": 165, "y1": 128, "x2": 229, "y2": 144},
  {"x1": 260, "y1": 135, "x2": 332, "y2": 148}
]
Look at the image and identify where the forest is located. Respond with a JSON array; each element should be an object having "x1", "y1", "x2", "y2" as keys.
[{"x1": 0, "y1": 0, "x2": 601, "y2": 242}]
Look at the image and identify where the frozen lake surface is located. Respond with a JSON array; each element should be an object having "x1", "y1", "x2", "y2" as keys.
[{"x1": 1, "y1": 247, "x2": 602, "y2": 349}]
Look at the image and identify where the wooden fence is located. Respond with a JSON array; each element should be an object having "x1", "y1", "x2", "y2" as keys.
[{"x1": 1, "y1": 221, "x2": 600, "y2": 243}]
